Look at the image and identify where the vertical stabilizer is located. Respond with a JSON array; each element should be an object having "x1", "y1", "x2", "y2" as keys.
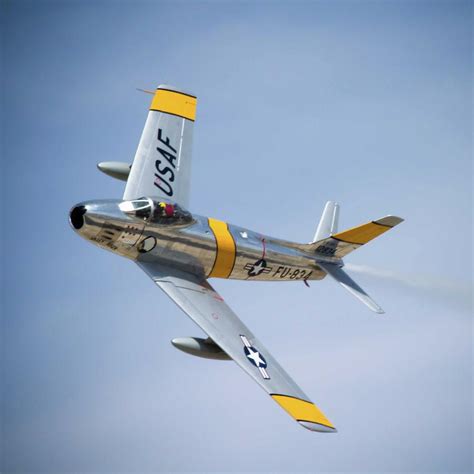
[{"x1": 312, "y1": 201, "x2": 339, "y2": 243}]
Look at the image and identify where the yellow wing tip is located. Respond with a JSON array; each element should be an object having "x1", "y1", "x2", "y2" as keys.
[
  {"x1": 271, "y1": 394, "x2": 335, "y2": 432},
  {"x1": 150, "y1": 85, "x2": 197, "y2": 121}
]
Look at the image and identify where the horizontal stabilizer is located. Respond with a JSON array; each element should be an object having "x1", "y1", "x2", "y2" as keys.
[
  {"x1": 333, "y1": 216, "x2": 403, "y2": 246},
  {"x1": 311, "y1": 215, "x2": 403, "y2": 259},
  {"x1": 318, "y1": 262, "x2": 384, "y2": 314}
]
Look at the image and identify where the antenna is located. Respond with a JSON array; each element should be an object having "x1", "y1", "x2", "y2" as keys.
[{"x1": 136, "y1": 88, "x2": 155, "y2": 95}]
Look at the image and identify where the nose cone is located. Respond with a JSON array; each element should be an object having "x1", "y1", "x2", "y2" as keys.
[
  {"x1": 68, "y1": 202, "x2": 102, "y2": 239},
  {"x1": 70, "y1": 205, "x2": 87, "y2": 229},
  {"x1": 69, "y1": 199, "x2": 125, "y2": 242}
]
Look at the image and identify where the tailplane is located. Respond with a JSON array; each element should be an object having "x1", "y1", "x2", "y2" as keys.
[
  {"x1": 311, "y1": 212, "x2": 403, "y2": 260},
  {"x1": 318, "y1": 262, "x2": 384, "y2": 314},
  {"x1": 301, "y1": 202, "x2": 403, "y2": 314}
]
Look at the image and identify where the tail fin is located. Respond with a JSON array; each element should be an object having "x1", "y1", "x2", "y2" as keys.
[
  {"x1": 318, "y1": 262, "x2": 384, "y2": 314},
  {"x1": 312, "y1": 215, "x2": 403, "y2": 259},
  {"x1": 312, "y1": 201, "x2": 339, "y2": 243}
]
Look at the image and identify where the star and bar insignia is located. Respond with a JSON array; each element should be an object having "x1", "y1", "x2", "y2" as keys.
[{"x1": 240, "y1": 335, "x2": 270, "y2": 380}]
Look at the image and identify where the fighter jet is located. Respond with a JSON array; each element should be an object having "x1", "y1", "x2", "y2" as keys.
[{"x1": 70, "y1": 85, "x2": 403, "y2": 432}]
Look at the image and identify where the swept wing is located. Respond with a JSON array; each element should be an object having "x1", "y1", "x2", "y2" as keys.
[
  {"x1": 137, "y1": 261, "x2": 336, "y2": 433},
  {"x1": 123, "y1": 85, "x2": 196, "y2": 207}
]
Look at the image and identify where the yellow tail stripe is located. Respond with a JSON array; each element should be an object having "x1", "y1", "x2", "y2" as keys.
[
  {"x1": 208, "y1": 218, "x2": 236, "y2": 278},
  {"x1": 271, "y1": 394, "x2": 335, "y2": 429},
  {"x1": 332, "y1": 221, "x2": 391, "y2": 245},
  {"x1": 150, "y1": 89, "x2": 197, "y2": 121}
]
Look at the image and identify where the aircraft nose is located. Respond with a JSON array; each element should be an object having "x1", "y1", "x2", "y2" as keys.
[{"x1": 70, "y1": 205, "x2": 87, "y2": 230}]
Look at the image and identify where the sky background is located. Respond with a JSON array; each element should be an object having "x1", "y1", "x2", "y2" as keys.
[{"x1": 1, "y1": 1, "x2": 472, "y2": 472}]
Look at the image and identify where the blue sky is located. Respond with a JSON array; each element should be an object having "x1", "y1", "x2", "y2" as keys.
[{"x1": 1, "y1": 1, "x2": 472, "y2": 472}]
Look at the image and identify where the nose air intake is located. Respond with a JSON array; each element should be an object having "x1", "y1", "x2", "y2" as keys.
[{"x1": 70, "y1": 206, "x2": 87, "y2": 229}]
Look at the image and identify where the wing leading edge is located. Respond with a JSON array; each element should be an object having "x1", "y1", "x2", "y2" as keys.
[{"x1": 137, "y1": 261, "x2": 336, "y2": 433}]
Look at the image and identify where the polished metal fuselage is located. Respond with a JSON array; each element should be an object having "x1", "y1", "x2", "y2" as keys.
[{"x1": 71, "y1": 199, "x2": 340, "y2": 282}]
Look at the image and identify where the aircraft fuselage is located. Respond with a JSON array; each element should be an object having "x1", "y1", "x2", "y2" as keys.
[{"x1": 69, "y1": 198, "x2": 339, "y2": 282}]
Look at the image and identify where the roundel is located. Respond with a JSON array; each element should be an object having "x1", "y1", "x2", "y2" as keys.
[{"x1": 244, "y1": 345, "x2": 268, "y2": 369}]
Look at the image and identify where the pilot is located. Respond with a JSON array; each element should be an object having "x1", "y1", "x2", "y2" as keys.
[
  {"x1": 158, "y1": 202, "x2": 175, "y2": 218},
  {"x1": 165, "y1": 204, "x2": 175, "y2": 217}
]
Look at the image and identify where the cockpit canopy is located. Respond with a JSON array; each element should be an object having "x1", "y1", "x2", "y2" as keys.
[{"x1": 119, "y1": 197, "x2": 193, "y2": 225}]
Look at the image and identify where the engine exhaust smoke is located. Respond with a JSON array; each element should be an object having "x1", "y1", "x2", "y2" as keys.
[{"x1": 345, "y1": 263, "x2": 471, "y2": 310}]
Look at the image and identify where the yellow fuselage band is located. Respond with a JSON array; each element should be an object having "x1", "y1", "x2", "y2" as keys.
[
  {"x1": 271, "y1": 394, "x2": 335, "y2": 429},
  {"x1": 208, "y1": 218, "x2": 236, "y2": 279},
  {"x1": 150, "y1": 89, "x2": 197, "y2": 121}
]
